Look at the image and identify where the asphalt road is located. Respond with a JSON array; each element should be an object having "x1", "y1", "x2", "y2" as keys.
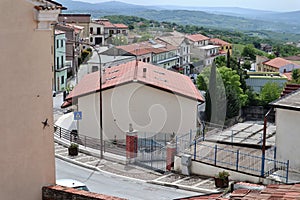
[{"x1": 55, "y1": 158, "x2": 200, "y2": 200}]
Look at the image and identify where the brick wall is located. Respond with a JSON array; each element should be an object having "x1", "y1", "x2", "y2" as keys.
[{"x1": 42, "y1": 185, "x2": 127, "y2": 200}]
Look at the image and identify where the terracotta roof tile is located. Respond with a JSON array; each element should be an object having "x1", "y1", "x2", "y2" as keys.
[
  {"x1": 263, "y1": 57, "x2": 295, "y2": 69},
  {"x1": 114, "y1": 24, "x2": 128, "y2": 29},
  {"x1": 186, "y1": 34, "x2": 209, "y2": 42},
  {"x1": 117, "y1": 40, "x2": 177, "y2": 56},
  {"x1": 210, "y1": 38, "x2": 230, "y2": 46},
  {"x1": 66, "y1": 61, "x2": 203, "y2": 102}
]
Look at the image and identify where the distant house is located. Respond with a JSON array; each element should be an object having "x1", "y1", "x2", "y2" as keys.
[
  {"x1": 209, "y1": 38, "x2": 232, "y2": 55},
  {"x1": 89, "y1": 21, "x2": 105, "y2": 46},
  {"x1": 54, "y1": 30, "x2": 69, "y2": 91},
  {"x1": 260, "y1": 43, "x2": 272, "y2": 53},
  {"x1": 55, "y1": 23, "x2": 84, "y2": 74},
  {"x1": 199, "y1": 45, "x2": 225, "y2": 66},
  {"x1": 112, "y1": 40, "x2": 179, "y2": 71},
  {"x1": 63, "y1": 61, "x2": 203, "y2": 140},
  {"x1": 186, "y1": 34, "x2": 210, "y2": 47},
  {"x1": 270, "y1": 89, "x2": 300, "y2": 171},
  {"x1": 245, "y1": 72, "x2": 287, "y2": 93},
  {"x1": 58, "y1": 13, "x2": 91, "y2": 45},
  {"x1": 156, "y1": 36, "x2": 191, "y2": 75},
  {"x1": 262, "y1": 57, "x2": 300, "y2": 73},
  {"x1": 92, "y1": 19, "x2": 128, "y2": 45}
]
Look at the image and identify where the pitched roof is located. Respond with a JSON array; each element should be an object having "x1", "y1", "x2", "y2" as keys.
[
  {"x1": 186, "y1": 34, "x2": 209, "y2": 42},
  {"x1": 66, "y1": 61, "x2": 203, "y2": 102},
  {"x1": 270, "y1": 88, "x2": 300, "y2": 111},
  {"x1": 263, "y1": 57, "x2": 295, "y2": 69},
  {"x1": 117, "y1": 40, "x2": 177, "y2": 56},
  {"x1": 114, "y1": 24, "x2": 128, "y2": 29},
  {"x1": 157, "y1": 36, "x2": 188, "y2": 47},
  {"x1": 210, "y1": 38, "x2": 230, "y2": 46},
  {"x1": 33, "y1": 0, "x2": 66, "y2": 10}
]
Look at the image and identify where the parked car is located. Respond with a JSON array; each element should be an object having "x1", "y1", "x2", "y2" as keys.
[{"x1": 56, "y1": 179, "x2": 89, "y2": 191}]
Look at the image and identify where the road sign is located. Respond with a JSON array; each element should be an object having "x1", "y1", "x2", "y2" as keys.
[{"x1": 74, "y1": 111, "x2": 82, "y2": 120}]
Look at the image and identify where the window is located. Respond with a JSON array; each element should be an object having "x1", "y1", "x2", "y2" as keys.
[
  {"x1": 97, "y1": 27, "x2": 101, "y2": 35},
  {"x1": 92, "y1": 66, "x2": 98, "y2": 72},
  {"x1": 61, "y1": 39, "x2": 63, "y2": 47},
  {"x1": 61, "y1": 56, "x2": 64, "y2": 67},
  {"x1": 61, "y1": 76, "x2": 64, "y2": 84},
  {"x1": 56, "y1": 57, "x2": 59, "y2": 69},
  {"x1": 56, "y1": 40, "x2": 59, "y2": 48},
  {"x1": 147, "y1": 57, "x2": 150, "y2": 62},
  {"x1": 90, "y1": 27, "x2": 93, "y2": 34},
  {"x1": 90, "y1": 37, "x2": 93, "y2": 43}
]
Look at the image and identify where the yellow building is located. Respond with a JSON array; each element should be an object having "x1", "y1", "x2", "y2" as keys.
[
  {"x1": 0, "y1": 0, "x2": 63, "y2": 199},
  {"x1": 209, "y1": 38, "x2": 232, "y2": 55}
]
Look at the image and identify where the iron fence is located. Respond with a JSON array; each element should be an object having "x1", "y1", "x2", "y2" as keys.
[{"x1": 54, "y1": 125, "x2": 126, "y2": 156}]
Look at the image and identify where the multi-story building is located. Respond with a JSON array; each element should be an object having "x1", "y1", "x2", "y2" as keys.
[
  {"x1": 89, "y1": 21, "x2": 105, "y2": 46},
  {"x1": 209, "y1": 38, "x2": 232, "y2": 55},
  {"x1": 0, "y1": 0, "x2": 63, "y2": 199},
  {"x1": 198, "y1": 45, "x2": 223, "y2": 66},
  {"x1": 156, "y1": 36, "x2": 191, "y2": 75},
  {"x1": 186, "y1": 34, "x2": 210, "y2": 48},
  {"x1": 262, "y1": 57, "x2": 300, "y2": 73},
  {"x1": 55, "y1": 23, "x2": 84, "y2": 76},
  {"x1": 91, "y1": 19, "x2": 128, "y2": 45},
  {"x1": 58, "y1": 13, "x2": 91, "y2": 44},
  {"x1": 115, "y1": 39, "x2": 179, "y2": 70},
  {"x1": 54, "y1": 30, "x2": 68, "y2": 91}
]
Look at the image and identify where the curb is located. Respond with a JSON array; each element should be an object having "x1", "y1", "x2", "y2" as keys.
[
  {"x1": 147, "y1": 180, "x2": 221, "y2": 194},
  {"x1": 55, "y1": 154, "x2": 147, "y2": 184}
]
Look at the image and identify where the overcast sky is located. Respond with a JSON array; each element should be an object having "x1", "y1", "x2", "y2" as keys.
[{"x1": 75, "y1": 0, "x2": 300, "y2": 12}]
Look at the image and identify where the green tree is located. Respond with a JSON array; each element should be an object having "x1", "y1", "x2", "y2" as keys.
[
  {"x1": 242, "y1": 44, "x2": 256, "y2": 60},
  {"x1": 260, "y1": 82, "x2": 282, "y2": 106},
  {"x1": 292, "y1": 69, "x2": 300, "y2": 83}
]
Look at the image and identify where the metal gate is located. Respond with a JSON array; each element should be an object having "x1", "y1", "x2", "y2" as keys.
[{"x1": 134, "y1": 133, "x2": 172, "y2": 173}]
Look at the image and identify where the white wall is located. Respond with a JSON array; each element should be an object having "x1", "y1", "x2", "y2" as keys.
[
  {"x1": 78, "y1": 82, "x2": 198, "y2": 140},
  {"x1": 276, "y1": 108, "x2": 300, "y2": 170}
]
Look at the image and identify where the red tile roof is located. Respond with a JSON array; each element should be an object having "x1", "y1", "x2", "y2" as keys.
[
  {"x1": 186, "y1": 34, "x2": 209, "y2": 42},
  {"x1": 210, "y1": 38, "x2": 230, "y2": 46},
  {"x1": 95, "y1": 19, "x2": 115, "y2": 28},
  {"x1": 283, "y1": 72, "x2": 292, "y2": 81},
  {"x1": 263, "y1": 57, "x2": 295, "y2": 69},
  {"x1": 114, "y1": 24, "x2": 128, "y2": 29},
  {"x1": 117, "y1": 40, "x2": 177, "y2": 56},
  {"x1": 66, "y1": 61, "x2": 203, "y2": 102}
]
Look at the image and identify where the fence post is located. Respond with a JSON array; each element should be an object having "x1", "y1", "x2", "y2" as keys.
[
  {"x1": 84, "y1": 136, "x2": 86, "y2": 148},
  {"x1": 261, "y1": 154, "x2": 265, "y2": 177},
  {"x1": 231, "y1": 130, "x2": 234, "y2": 143},
  {"x1": 286, "y1": 160, "x2": 289, "y2": 183},
  {"x1": 214, "y1": 145, "x2": 218, "y2": 165},
  {"x1": 274, "y1": 146, "x2": 277, "y2": 170},
  {"x1": 194, "y1": 140, "x2": 196, "y2": 160},
  {"x1": 236, "y1": 150, "x2": 239, "y2": 171},
  {"x1": 59, "y1": 127, "x2": 61, "y2": 138},
  {"x1": 190, "y1": 129, "x2": 192, "y2": 144}
]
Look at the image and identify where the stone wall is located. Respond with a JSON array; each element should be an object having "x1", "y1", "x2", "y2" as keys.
[{"x1": 42, "y1": 185, "x2": 126, "y2": 200}]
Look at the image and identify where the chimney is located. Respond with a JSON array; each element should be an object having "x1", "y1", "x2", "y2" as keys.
[
  {"x1": 102, "y1": 69, "x2": 106, "y2": 84},
  {"x1": 143, "y1": 67, "x2": 147, "y2": 78}
]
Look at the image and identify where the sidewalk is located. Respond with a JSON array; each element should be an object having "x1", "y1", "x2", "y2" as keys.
[{"x1": 54, "y1": 140, "x2": 222, "y2": 194}]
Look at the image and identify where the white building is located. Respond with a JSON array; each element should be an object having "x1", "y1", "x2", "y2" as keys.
[
  {"x1": 63, "y1": 61, "x2": 204, "y2": 140},
  {"x1": 270, "y1": 90, "x2": 300, "y2": 170}
]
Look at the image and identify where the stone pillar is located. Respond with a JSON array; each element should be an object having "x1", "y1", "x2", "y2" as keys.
[
  {"x1": 126, "y1": 124, "x2": 138, "y2": 163},
  {"x1": 166, "y1": 142, "x2": 177, "y2": 171}
]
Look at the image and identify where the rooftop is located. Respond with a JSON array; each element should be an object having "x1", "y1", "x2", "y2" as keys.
[
  {"x1": 263, "y1": 57, "x2": 296, "y2": 69},
  {"x1": 186, "y1": 34, "x2": 210, "y2": 42},
  {"x1": 116, "y1": 40, "x2": 177, "y2": 56},
  {"x1": 270, "y1": 88, "x2": 300, "y2": 111},
  {"x1": 210, "y1": 38, "x2": 230, "y2": 46},
  {"x1": 65, "y1": 61, "x2": 203, "y2": 102}
]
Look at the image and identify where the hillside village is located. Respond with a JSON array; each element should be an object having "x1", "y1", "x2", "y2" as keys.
[{"x1": 3, "y1": 0, "x2": 300, "y2": 200}]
